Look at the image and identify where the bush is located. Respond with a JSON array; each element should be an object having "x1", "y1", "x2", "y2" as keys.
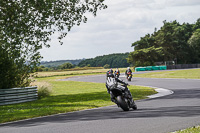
[
  {"x1": 0, "y1": 47, "x2": 31, "y2": 89},
  {"x1": 37, "y1": 86, "x2": 52, "y2": 99},
  {"x1": 103, "y1": 64, "x2": 110, "y2": 69}
]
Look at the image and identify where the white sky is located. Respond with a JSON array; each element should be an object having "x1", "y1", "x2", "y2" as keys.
[{"x1": 40, "y1": 0, "x2": 200, "y2": 61}]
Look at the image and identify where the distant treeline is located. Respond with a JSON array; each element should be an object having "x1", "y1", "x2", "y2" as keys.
[
  {"x1": 38, "y1": 53, "x2": 130, "y2": 72},
  {"x1": 40, "y1": 59, "x2": 84, "y2": 67},
  {"x1": 128, "y1": 18, "x2": 200, "y2": 67},
  {"x1": 78, "y1": 53, "x2": 130, "y2": 68}
]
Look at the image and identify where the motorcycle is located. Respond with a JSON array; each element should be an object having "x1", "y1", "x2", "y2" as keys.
[
  {"x1": 126, "y1": 72, "x2": 132, "y2": 81},
  {"x1": 114, "y1": 71, "x2": 120, "y2": 78},
  {"x1": 106, "y1": 78, "x2": 137, "y2": 111}
]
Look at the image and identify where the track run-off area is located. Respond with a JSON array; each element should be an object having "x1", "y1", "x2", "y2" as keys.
[{"x1": 1, "y1": 69, "x2": 200, "y2": 133}]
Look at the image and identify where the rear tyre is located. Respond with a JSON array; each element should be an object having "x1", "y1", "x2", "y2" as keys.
[{"x1": 117, "y1": 96, "x2": 129, "y2": 111}]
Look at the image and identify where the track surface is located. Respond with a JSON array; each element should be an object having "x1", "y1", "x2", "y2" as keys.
[{"x1": 1, "y1": 70, "x2": 200, "y2": 133}]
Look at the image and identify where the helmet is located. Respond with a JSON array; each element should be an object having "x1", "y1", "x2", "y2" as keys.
[
  {"x1": 127, "y1": 67, "x2": 130, "y2": 70},
  {"x1": 107, "y1": 71, "x2": 114, "y2": 78},
  {"x1": 114, "y1": 72, "x2": 118, "y2": 78}
]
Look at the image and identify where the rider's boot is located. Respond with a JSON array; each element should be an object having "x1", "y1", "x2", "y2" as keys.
[
  {"x1": 130, "y1": 99, "x2": 136, "y2": 107},
  {"x1": 125, "y1": 90, "x2": 136, "y2": 108}
]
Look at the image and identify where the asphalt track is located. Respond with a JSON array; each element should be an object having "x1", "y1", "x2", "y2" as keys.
[{"x1": 1, "y1": 70, "x2": 200, "y2": 133}]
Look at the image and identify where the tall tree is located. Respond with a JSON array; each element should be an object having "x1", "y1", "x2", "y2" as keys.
[
  {"x1": 128, "y1": 19, "x2": 200, "y2": 67},
  {"x1": 0, "y1": 0, "x2": 107, "y2": 88},
  {"x1": 78, "y1": 53, "x2": 130, "y2": 68},
  {"x1": 188, "y1": 29, "x2": 200, "y2": 63},
  {"x1": 58, "y1": 62, "x2": 73, "y2": 69},
  {"x1": 128, "y1": 46, "x2": 164, "y2": 67}
]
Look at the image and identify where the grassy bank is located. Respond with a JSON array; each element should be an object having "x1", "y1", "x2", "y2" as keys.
[
  {"x1": 134, "y1": 69, "x2": 200, "y2": 79},
  {"x1": 173, "y1": 126, "x2": 200, "y2": 133},
  {"x1": 0, "y1": 75, "x2": 156, "y2": 123},
  {"x1": 35, "y1": 68, "x2": 128, "y2": 78}
]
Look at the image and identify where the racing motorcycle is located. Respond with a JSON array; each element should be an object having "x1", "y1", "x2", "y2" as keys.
[
  {"x1": 114, "y1": 71, "x2": 120, "y2": 78},
  {"x1": 106, "y1": 78, "x2": 137, "y2": 111},
  {"x1": 126, "y1": 72, "x2": 132, "y2": 81}
]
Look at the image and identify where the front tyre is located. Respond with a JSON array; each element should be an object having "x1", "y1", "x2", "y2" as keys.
[
  {"x1": 117, "y1": 96, "x2": 129, "y2": 111},
  {"x1": 132, "y1": 104, "x2": 137, "y2": 110}
]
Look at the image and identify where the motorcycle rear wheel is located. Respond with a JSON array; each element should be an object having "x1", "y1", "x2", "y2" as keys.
[{"x1": 117, "y1": 96, "x2": 129, "y2": 111}]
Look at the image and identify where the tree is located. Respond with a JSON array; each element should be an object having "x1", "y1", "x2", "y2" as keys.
[
  {"x1": 188, "y1": 29, "x2": 200, "y2": 63},
  {"x1": 0, "y1": 47, "x2": 28, "y2": 89},
  {"x1": 58, "y1": 63, "x2": 73, "y2": 69},
  {"x1": 128, "y1": 46, "x2": 164, "y2": 67},
  {"x1": 154, "y1": 21, "x2": 193, "y2": 63},
  {"x1": 37, "y1": 65, "x2": 46, "y2": 72},
  {"x1": 0, "y1": 0, "x2": 107, "y2": 88},
  {"x1": 128, "y1": 19, "x2": 200, "y2": 67},
  {"x1": 78, "y1": 53, "x2": 130, "y2": 68},
  {"x1": 103, "y1": 64, "x2": 110, "y2": 69}
]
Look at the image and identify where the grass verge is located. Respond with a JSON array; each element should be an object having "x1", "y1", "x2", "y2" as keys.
[
  {"x1": 35, "y1": 68, "x2": 128, "y2": 78},
  {"x1": 173, "y1": 126, "x2": 200, "y2": 133},
  {"x1": 0, "y1": 75, "x2": 156, "y2": 123},
  {"x1": 134, "y1": 69, "x2": 200, "y2": 79}
]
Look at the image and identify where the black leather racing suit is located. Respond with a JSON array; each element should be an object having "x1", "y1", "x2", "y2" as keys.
[{"x1": 106, "y1": 77, "x2": 134, "y2": 106}]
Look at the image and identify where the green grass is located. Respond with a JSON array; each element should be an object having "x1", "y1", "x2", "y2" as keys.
[
  {"x1": 35, "y1": 68, "x2": 128, "y2": 78},
  {"x1": 173, "y1": 126, "x2": 200, "y2": 133},
  {"x1": 134, "y1": 69, "x2": 200, "y2": 79},
  {"x1": 0, "y1": 76, "x2": 156, "y2": 123}
]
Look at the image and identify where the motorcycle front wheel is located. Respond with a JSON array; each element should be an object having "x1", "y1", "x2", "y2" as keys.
[
  {"x1": 132, "y1": 101, "x2": 137, "y2": 110},
  {"x1": 117, "y1": 96, "x2": 129, "y2": 111}
]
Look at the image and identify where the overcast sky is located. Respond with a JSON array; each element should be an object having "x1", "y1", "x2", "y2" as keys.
[{"x1": 40, "y1": 0, "x2": 200, "y2": 61}]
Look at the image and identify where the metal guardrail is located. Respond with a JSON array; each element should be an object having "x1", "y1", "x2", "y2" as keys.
[
  {"x1": 0, "y1": 86, "x2": 38, "y2": 106},
  {"x1": 167, "y1": 64, "x2": 200, "y2": 69},
  {"x1": 135, "y1": 66, "x2": 167, "y2": 72}
]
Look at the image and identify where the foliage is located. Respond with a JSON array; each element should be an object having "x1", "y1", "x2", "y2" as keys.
[
  {"x1": 40, "y1": 59, "x2": 84, "y2": 67},
  {"x1": 0, "y1": 0, "x2": 107, "y2": 88},
  {"x1": 0, "y1": 46, "x2": 31, "y2": 88},
  {"x1": 103, "y1": 64, "x2": 110, "y2": 69},
  {"x1": 128, "y1": 19, "x2": 200, "y2": 66},
  {"x1": 78, "y1": 53, "x2": 130, "y2": 68},
  {"x1": 188, "y1": 29, "x2": 200, "y2": 63},
  {"x1": 37, "y1": 85, "x2": 52, "y2": 99},
  {"x1": 128, "y1": 46, "x2": 164, "y2": 67},
  {"x1": 58, "y1": 62, "x2": 73, "y2": 69}
]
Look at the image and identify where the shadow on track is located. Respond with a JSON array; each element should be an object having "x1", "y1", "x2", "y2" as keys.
[{"x1": 2, "y1": 104, "x2": 200, "y2": 128}]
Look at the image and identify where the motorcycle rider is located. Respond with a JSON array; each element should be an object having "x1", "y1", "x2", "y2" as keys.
[
  {"x1": 125, "y1": 67, "x2": 132, "y2": 78},
  {"x1": 106, "y1": 72, "x2": 135, "y2": 107},
  {"x1": 106, "y1": 68, "x2": 113, "y2": 79},
  {"x1": 114, "y1": 68, "x2": 120, "y2": 78},
  {"x1": 109, "y1": 68, "x2": 113, "y2": 73}
]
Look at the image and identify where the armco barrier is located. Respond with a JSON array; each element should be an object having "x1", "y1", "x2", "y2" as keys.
[
  {"x1": 135, "y1": 66, "x2": 167, "y2": 72},
  {"x1": 0, "y1": 86, "x2": 38, "y2": 106},
  {"x1": 167, "y1": 64, "x2": 200, "y2": 69},
  {"x1": 135, "y1": 67, "x2": 146, "y2": 72}
]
